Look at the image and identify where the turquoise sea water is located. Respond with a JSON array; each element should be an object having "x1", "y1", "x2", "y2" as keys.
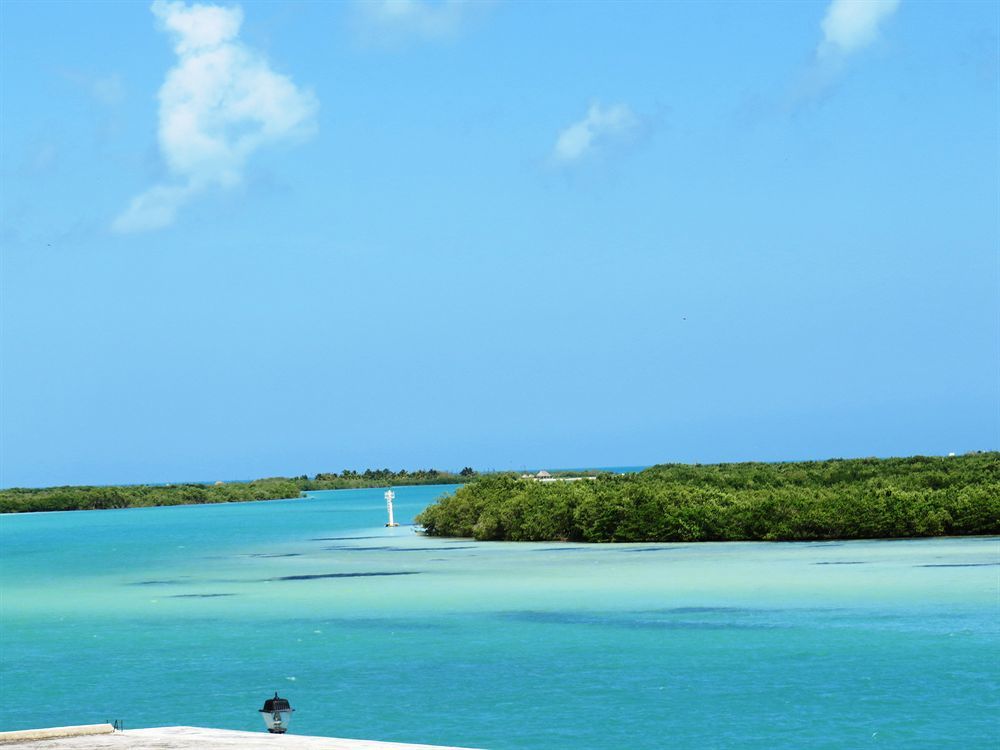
[{"x1": 1, "y1": 485, "x2": 997, "y2": 749}]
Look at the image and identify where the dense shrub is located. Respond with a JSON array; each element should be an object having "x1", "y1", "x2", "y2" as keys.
[
  {"x1": 0, "y1": 478, "x2": 306, "y2": 513},
  {"x1": 415, "y1": 453, "x2": 1000, "y2": 542},
  {"x1": 0, "y1": 467, "x2": 473, "y2": 513}
]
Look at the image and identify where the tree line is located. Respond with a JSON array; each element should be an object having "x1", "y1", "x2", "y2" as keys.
[
  {"x1": 305, "y1": 467, "x2": 474, "y2": 489},
  {"x1": 0, "y1": 467, "x2": 477, "y2": 513},
  {"x1": 415, "y1": 453, "x2": 999, "y2": 542}
]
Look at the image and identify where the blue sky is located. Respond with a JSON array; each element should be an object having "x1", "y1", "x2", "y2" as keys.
[{"x1": 1, "y1": 0, "x2": 997, "y2": 487}]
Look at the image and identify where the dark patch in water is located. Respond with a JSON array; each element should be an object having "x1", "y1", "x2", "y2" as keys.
[
  {"x1": 814, "y1": 561, "x2": 867, "y2": 565},
  {"x1": 129, "y1": 579, "x2": 188, "y2": 586},
  {"x1": 167, "y1": 593, "x2": 237, "y2": 598},
  {"x1": 271, "y1": 572, "x2": 420, "y2": 581},
  {"x1": 917, "y1": 563, "x2": 999, "y2": 568},
  {"x1": 623, "y1": 546, "x2": 685, "y2": 553},
  {"x1": 248, "y1": 553, "x2": 301, "y2": 558},
  {"x1": 393, "y1": 546, "x2": 476, "y2": 552},
  {"x1": 309, "y1": 536, "x2": 385, "y2": 541}
]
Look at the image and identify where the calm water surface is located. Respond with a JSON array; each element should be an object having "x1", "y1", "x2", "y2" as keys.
[{"x1": 1, "y1": 485, "x2": 997, "y2": 749}]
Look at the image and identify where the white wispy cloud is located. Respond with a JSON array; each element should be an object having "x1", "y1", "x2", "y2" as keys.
[
  {"x1": 353, "y1": 0, "x2": 490, "y2": 46},
  {"x1": 113, "y1": 0, "x2": 318, "y2": 234},
  {"x1": 551, "y1": 103, "x2": 638, "y2": 164},
  {"x1": 818, "y1": 0, "x2": 901, "y2": 59},
  {"x1": 791, "y1": 0, "x2": 901, "y2": 105}
]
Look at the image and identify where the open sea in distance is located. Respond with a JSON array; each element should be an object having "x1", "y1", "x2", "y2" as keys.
[{"x1": 1, "y1": 484, "x2": 997, "y2": 749}]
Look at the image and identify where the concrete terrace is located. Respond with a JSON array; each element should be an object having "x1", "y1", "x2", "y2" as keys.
[{"x1": 0, "y1": 726, "x2": 482, "y2": 749}]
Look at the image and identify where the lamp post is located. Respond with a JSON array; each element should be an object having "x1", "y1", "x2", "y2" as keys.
[
  {"x1": 259, "y1": 692, "x2": 294, "y2": 734},
  {"x1": 385, "y1": 489, "x2": 399, "y2": 527}
]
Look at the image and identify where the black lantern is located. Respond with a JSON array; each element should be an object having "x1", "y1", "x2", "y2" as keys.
[{"x1": 259, "y1": 692, "x2": 295, "y2": 733}]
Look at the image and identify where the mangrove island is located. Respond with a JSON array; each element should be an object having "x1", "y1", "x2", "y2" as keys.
[{"x1": 415, "y1": 453, "x2": 999, "y2": 542}]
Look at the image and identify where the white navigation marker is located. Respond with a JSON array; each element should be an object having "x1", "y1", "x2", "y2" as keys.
[{"x1": 385, "y1": 489, "x2": 399, "y2": 527}]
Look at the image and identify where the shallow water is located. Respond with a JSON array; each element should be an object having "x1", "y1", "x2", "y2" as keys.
[{"x1": 1, "y1": 485, "x2": 997, "y2": 749}]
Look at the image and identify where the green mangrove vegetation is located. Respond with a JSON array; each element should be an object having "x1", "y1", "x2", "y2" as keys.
[
  {"x1": 415, "y1": 453, "x2": 1000, "y2": 542},
  {"x1": 305, "y1": 467, "x2": 473, "y2": 490},
  {"x1": 0, "y1": 478, "x2": 305, "y2": 513},
  {"x1": 0, "y1": 467, "x2": 474, "y2": 513}
]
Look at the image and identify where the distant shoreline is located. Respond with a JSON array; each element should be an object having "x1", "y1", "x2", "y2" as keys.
[
  {"x1": 0, "y1": 470, "x2": 471, "y2": 514},
  {"x1": 0, "y1": 467, "x2": 619, "y2": 514}
]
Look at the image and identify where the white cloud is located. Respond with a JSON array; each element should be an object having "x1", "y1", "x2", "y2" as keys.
[
  {"x1": 817, "y1": 0, "x2": 900, "y2": 59},
  {"x1": 113, "y1": 1, "x2": 318, "y2": 234},
  {"x1": 112, "y1": 184, "x2": 197, "y2": 234},
  {"x1": 552, "y1": 103, "x2": 638, "y2": 164},
  {"x1": 791, "y1": 0, "x2": 901, "y2": 106},
  {"x1": 353, "y1": 0, "x2": 489, "y2": 46}
]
